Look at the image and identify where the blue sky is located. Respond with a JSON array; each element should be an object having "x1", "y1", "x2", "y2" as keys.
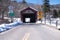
[{"x1": 15, "y1": 0, "x2": 60, "y2": 5}]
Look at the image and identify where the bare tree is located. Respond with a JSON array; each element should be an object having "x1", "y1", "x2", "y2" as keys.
[{"x1": 0, "y1": 0, "x2": 10, "y2": 19}]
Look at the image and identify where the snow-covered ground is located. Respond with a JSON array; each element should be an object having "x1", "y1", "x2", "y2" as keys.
[
  {"x1": 0, "y1": 17, "x2": 60, "y2": 33},
  {"x1": 0, "y1": 18, "x2": 23, "y2": 33},
  {"x1": 36, "y1": 18, "x2": 60, "y2": 30}
]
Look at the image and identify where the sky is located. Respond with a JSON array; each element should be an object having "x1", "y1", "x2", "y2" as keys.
[{"x1": 12, "y1": 0, "x2": 60, "y2": 5}]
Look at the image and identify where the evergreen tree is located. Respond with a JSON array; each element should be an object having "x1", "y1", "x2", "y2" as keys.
[
  {"x1": 43, "y1": 0, "x2": 50, "y2": 18},
  {"x1": 22, "y1": 0, "x2": 26, "y2": 3},
  {"x1": 43, "y1": 0, "x2": 50, "y2": 23},
  {"x1": 0, "y1": 0, "x2": 2, "y2": 2},
  {"x1": 43, "y1": 0, "x2": 50, "y2": 13},
  {"x1": 43, "y1": 0, "x2": 50, "y2": 19},
  {"x1": 53, "y1": 10, "x2": 58, "y2": 18},
  {"x1": 58, "y1": 10, "x2": 60, "y2": 17}
]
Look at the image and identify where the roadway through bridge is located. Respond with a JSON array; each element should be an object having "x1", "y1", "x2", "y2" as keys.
[{"x1": 0, "y1": 24, "x2": 60, "y2": 40}]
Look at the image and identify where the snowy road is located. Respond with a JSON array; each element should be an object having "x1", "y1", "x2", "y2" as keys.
[{"x1": 0, "y1": 24, "x2": 60, "y2": 40}]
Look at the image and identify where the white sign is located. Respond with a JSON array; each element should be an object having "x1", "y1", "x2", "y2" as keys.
[{"x1": 8, "y1": 5, "x2": 14, "y2": 10}]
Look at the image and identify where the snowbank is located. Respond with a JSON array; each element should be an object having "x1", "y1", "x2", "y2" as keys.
[
  {"x1": 40, "y1": 18, "x2": 60, "y2": 29},
  {"x1": 0, "y1": 18, "x2": 23, "y2": 33}
]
